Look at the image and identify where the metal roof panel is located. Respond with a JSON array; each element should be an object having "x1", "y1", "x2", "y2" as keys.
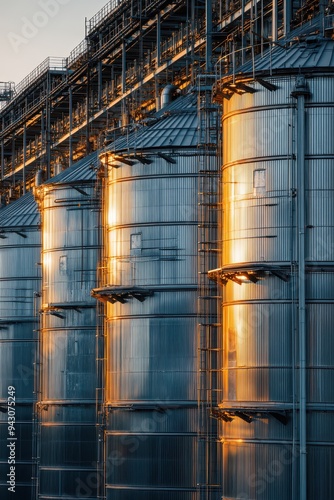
[
  {"x1": 233, "y1": 38, "x2": 334, "y2": 78},
  {"x1": 0, "y1": 192, "x2": 39, "y2": 229},
  {"x1": 44, "y1": 151, "x2": 99, "y2": 185},
  {"x1": 105, "y1": 93, "x2": 199, "y2": 153}
]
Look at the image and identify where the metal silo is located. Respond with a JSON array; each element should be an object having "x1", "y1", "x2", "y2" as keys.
[
  {"x1": 211, "y1": 36, "x2": 334, "y2": 499},
  {"x1": 35, "y1": 153, "x2": 101, "y2": 500},
  {"x1": 93, "y1": 90, "x2": 222, "y2": 499},
  {"x1": 0, "y1": 193, "x2": 40, "y2": 500}
]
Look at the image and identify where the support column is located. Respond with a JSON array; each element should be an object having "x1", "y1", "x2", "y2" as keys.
[
  {"x1": 241, "y1": 0, "x2": 245, "y2": 64},
  {"x1": 272, "y1": 0, "x2": 278, "y2": 42},
  {"x1": 46, "y1": 74, "x2": 51, "y2": 179},
  {"x1": 23, "y1": 124, "x2": 26, "y2": 194},
  {"x1": 284, "y1": 0, "x2": 292, "y2": 37},
  {"x1": 1, "y1": 133, "x2": 4, "y2": 180},
  {"x1": 121, "y1": 41, "x2": 128, "y2": 127},
  {"x1": 98, "y1": 33, "x2": 103, "y2": 108},
  {"x1": 156, "y1": 13, "x2": 161, "y2": 67},
  {"x1": 86, "y1": 69, "x2": 91, "y2": 155},
  {"x1": 11, "y1": 135, "x2": 15, "y2": 188},
  {"x1": 205, "y1": 0, "x2": 213, "y2": 72},
  {"x1": 69, "y1": 86, "x2": 73, "y2": 167}
]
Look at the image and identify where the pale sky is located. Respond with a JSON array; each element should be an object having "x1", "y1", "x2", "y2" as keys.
[{"x1": 0, "y1": 0, "x2": 109, "y2": 85}]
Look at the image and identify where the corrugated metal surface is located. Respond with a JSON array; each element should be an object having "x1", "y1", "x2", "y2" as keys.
[
  {"x1": 105, "y1": 433, "x2": 197, "y2": 485},
  {"x1": 224, "y1": 275, "x2": 292, "y2": 302},
  {"x1": 38, "y1": 407, "x2": 97, "y2": 499},
  {"x1": 0, "y1": 193, "x2": 40, "y2": 500},
  {"x1": 0, "y1": 230, "x2": 41, "y2": 320},
  {"x1": 105, "y1": 94, "x2": 198, "y2": 152},
  {"x1": 104, "y1": 148, "x2": 201, "y2": 493},
  {"x1": 0, "y1": 406, "x2": 35, "y2": 500},
  {"x1": 222, "y1": 442, "x2": 295, "y2": 499},
  {"x1": 107, "y1": 226, "x2": 198, "y2": 287},
  {"x1": 40, "y1": 326, "x2": 97, "y2": 402},
  {"x1": 102, "y1": 92, "x2": 221, "y2": 498},
  {"x1": 223, "y1": 107, "x2": 293, "y2": 164},
  {"x1": 39, "y1": 468, "x2": 98, "y2": 499},
  {"x1": 106, "y1": 490, "x2": 197, "y2": 500},
  {"x1": 221, "y1": 415, "x2": 293, "y2": 441},
  {"x1": 108, "y1": 407, "x2": 199, "y2": 433},
  {"x1": 44, "y1": 151, "x2": 99, "y2": 184},
  {"x1": 106, "y1": 317, "x2": 197, "y2": 403},
  {"x1": 0, "y1": 191, "x2": 40, "y2": 228},
  {"x1": 218, "y1": 45, "x2": 334, "y2": 499},
  {"x1": 231, "y1": 38, "x2": 334, "y2": 78},
  {"x1": 222, "y1": 99, "x2": 294, "y2": 265},
  {"x1": 37, "y1": 154, "x2": 100, "y2": 500},
  {"x1": 307, "y1": 446, "x2": 334, "y2": 498},
  {"x1": 223, "y1": 302, "x2": 293, "y2": 403},
  {"x1": 41, "y1": 184, "x2": 99, "y2": 305}
]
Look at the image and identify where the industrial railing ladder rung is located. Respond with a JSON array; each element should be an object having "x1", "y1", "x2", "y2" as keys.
[
  {"x1": 197, "y1": 74, "x2": 222, "y2": 500},
  {"x1": 95, "y1": 172, "x2": 106, "y2": 500},
  {"x1": 32, "y1": 270, "x2": 42, "y2": 500}
]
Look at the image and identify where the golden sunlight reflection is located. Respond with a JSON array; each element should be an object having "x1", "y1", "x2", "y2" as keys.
[{"x1": 42, "y1": 252, "x2": 52, "y2": 269}]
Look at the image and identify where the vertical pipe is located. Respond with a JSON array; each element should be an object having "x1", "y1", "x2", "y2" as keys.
[
  {"x1": 1, "y1": 135, "x2": 4, "y2": 180},
  {"x1": 284, "y1": 0, "x2": 291, "y2": 37},
  {"x1": 319, "y1": 0, "x2": 326, "y2": 20},
  {"x1": 155, "y1": 77, "x2": 160, "y2": 111},
  {"x1": 46, "y1": 73, "x2": 51, "y2": 179},
  {"x1": 156, "y1": 13, "x2": 161, "y2": 67},
  {"x1": 23, "y1": 123, "x2": 26, "y2": 194},
  {"x1": 41, "y1": 109, "x2": 45, "y2": 173},
  {"x1": 241, "y1": 0, "x2": 245, "y2": 64},
  {"x1": 121, "y1": 41, "x2": 127, "y2": 127},
  {"x1": 122, "y1": 41, "x2": 126, "y2": 94},
  {"x1": 86, "y1": 69, "x2": 91, "y2": 155},
  {"x1": 250, "y1": 0, "x2": 255, "y2": 80},
  {"x1": 11, "y1": 134, "x2": 15, "y2": 187},
  {"x1": 206, "y1": 0, "x2": 213, "y2": 72},
  {"x1": 292, "y1": 75, "x2": 310, "y2": 500},
  {"x1": 98, "y1": 33, "x2": 103, "y2": 108},
  {"x1": 297, "y1": 93, "x2": 307, "y2": 500},
  {"x1": 272, "y1": 0, "x2": 278, "y2": 42},
  {"x1": 261, "y1": 0, "x2": 264, "y2": 55},
  {"x1": 69, "y1": 86, "x2": 73, "y2": 167},
  {"x1": 191, "y1": 0, "x2": 195, "y2": 85}
]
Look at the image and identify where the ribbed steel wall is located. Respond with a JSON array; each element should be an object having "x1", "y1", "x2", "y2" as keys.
[
  {"x1": 103, "y1": 151, "x2": 199, "y2": 499},
  {"x1": 219, "y1": 71, "x2": 334, "y2": 499},
  {"x1": 36, "y1": 174, "x2": 100, "y2": 499},
  {"x1": 0, "y1": 193, "x2": 40, "y2": 500}
]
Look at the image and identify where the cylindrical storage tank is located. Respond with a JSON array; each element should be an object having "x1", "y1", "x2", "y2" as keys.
[
  {"x1": 35, "y1": 153, "x2": 101, "y2": 500},
  {"x1": 94, "y1": 93, "x2": 221, "y2": 499},
  {"x1": 0, "y1": 193, "x2": 41, "y2": 500},
  {"x1": 212, "y1": 37, "x2": 334, "y2": 499}
]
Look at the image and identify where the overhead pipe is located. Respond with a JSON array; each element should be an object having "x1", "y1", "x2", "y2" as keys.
[{"x1": 160, "y1": 84, "x2": 177, "y2": 108}]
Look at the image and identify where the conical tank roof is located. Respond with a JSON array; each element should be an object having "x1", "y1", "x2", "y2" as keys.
[
  {"x1": 235, "y1": 37, "x2": 334, "y2": 78},
  {"x1": 0, "y1": 192, "x2": 39, "y2": 229},
  {"x1": 105, "y1": 92, "x2": 199, "y2": 153},
  {"x1": 214, "y1": 35, "x2": 334, "y2": 99},
  {"x1": 44, "y1": 151, "x2": 99, "y2": 185}
]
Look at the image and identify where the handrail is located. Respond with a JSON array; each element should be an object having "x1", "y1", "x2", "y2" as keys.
[
  {"x1": 14, "y1": 57, "x2": 66, "y2": 97},
  {"x1": 67, "y1": 39, "x2": 90, "y2": 68},
  {"x1": 86, "y1": 0, "x2": 124, "y2": 35},
  {"x1": 1, "y1": 57, "x2": 66, "y2": 110}
]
